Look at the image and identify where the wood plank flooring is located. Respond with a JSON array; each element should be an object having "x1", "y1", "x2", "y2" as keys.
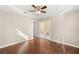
[{"x1": 0, "y1": 37, "x2": 79, "y2": 54}]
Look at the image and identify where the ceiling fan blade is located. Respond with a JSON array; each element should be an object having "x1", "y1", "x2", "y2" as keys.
[
  {"x1": 32, "y1": 5, "x2": 37, "y2": 9},
  {"x1": 41, "y1": 6, "x2": 47, "y2": 9},
  {"x1": 41, "y1": 11, "x2": 46, "y2": 13},
  {"x1": 29, "y1": 10, "x2": 35, "y2": 12}
]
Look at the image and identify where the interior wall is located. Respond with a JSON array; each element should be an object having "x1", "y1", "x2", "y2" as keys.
[
  {"x1": 0, "y1": 11, "x2": 34, "y2": 47},
  {"x1": 34, "y1": 21, "x2": 39, "y2": 37},
  {"x1": 36, "y1": 11, "x2": 79, "y2": 48}
]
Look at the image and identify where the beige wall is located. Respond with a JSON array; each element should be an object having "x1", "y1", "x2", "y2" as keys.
[
  {"x1": 0, "y1": 11, "x2": 34, "y2": 47},
  {"x1": 36, "y1": 11, "x2": 79, "y2": 47},
  {"x1": 34, "y1": 21, "x2": 39, "y2": 37},
  {"x1": 51, "y1": 11, "x2": 79, "y2": 47}
]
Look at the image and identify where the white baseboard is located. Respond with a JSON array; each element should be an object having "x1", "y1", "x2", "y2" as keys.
[
  {"x1": 37, "y1": 36, "x2": 79, "y2": 48},
  {"x1": 28, "y1": 36, "x2": 34, "y2": 40},
  {"x1": 47, "y1": 39, "x2": 79, "y2": 48},
  {"x1": 0, "y1": 40, "x2": 26, "y2": 49}
]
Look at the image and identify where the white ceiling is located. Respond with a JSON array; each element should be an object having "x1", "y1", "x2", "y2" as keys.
[{"x1": 0, "y1": 5, "x2": 79, "y2": 20}]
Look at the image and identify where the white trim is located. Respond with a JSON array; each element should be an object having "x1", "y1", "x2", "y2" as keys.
[
  {"x1": 0, "y1": 37, "x2": 79, "y2": 49},
  {"x1": 29, "y1": 36, "x2": 34, "y2": 39},
  {"x1": 47, "y1": 39, "x2": 79, "y2": 48},
  {"x1": 56, "y1": 6, "x2": 75, "y2": 15},
  {"x1": 0, "y1": 38, "x2": 34, "y2": 49},
  {"x1": 8, "y1": 6, "x2": 30, "y2": 17},
  {"x1": 38, "y1": 36, "x2": 79, "y2": 48},
  {"x1": 33, "y1": 35, "x2": 79, "y2": 48},
  {"x1": 36, "y1": 36, "x2": 79, "y2": 48},
  {"x1": 0, "y1": 40, "x2": 26, "y2": 49}
]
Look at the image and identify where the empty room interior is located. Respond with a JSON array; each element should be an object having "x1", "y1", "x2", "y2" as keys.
[{"x1": 0, "y1": 5, "x2": 79, "y2": 54}]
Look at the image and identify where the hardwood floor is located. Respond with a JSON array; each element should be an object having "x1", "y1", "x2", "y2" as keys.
[{"x1": 0, "y1": 37, "x2": 79, "y2": 54}]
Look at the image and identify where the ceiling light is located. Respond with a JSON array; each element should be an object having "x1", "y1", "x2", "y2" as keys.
[
  {"x1": 35, "y1": 11, "x2": 41, "y2": 15},
  {"x1": 29, "y1": 5, "x2": 47, "y2": 15}
]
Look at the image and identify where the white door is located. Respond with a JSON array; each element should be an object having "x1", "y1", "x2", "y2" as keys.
[{"x1": 39, "y1": 20, "x2": 51, "y2": 39}]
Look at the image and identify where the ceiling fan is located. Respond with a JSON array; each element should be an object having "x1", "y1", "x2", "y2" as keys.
[{"x1": 29, "y1": 5, "x2": 47, "y2": 15}]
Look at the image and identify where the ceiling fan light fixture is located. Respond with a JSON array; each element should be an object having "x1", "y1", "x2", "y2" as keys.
[
  {"x1": 35, "y1": 11, "x2": 41, "y2": 15},
  {"x1": 29, "y1": 5, "x2": 47, "y2": 15}
]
